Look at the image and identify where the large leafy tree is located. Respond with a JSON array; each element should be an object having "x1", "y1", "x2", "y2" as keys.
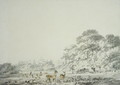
[
  {"x1": 76, "y1": 30, "x2": 103, "y2": 68},
  {"x1": 61, "y1": 29, "x2": 120, "y2": 72}
]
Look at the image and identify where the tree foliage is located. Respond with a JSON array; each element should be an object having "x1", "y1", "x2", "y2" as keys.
[
  {"x1": 0, "y1": 63, "x2": 18, "y2": 76},
  {"x1": 61, "y1": 29, "x2": 120, "y2": 72}
]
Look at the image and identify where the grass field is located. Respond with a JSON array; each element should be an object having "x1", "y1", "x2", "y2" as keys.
[{"x1": 0, "y1": 72, "x2": 120, "y2": 85}]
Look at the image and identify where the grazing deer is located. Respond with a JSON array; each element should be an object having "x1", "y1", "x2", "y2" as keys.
[
  {"x1": 46, "y1": 74, "x2": 55, "y2": 82},
  {"x1": 60, "y1": 71, "x2": 66, "y2": 80}
]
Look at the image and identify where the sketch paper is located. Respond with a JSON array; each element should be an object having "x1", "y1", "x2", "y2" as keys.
[{"x1": 0, "y1": 0, "x2": 120, "y2": 85}]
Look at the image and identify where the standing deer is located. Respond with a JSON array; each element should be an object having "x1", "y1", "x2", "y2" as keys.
[
  {"x1": 60, "y1": 71, "x2": 66, "y2": 80},
  {"x1": 46, "y1": 70, "x2": 58, "y2": 82}
]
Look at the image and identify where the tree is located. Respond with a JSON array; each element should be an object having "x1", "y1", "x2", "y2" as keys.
[
  {"x1": 61, "y1": 51, "x2": 70, "y2": 64},
  {"x1": 104, "y1": 51, "x2": 120, "y2": 70},
  {"x1": 62, "y1": 44, "x2": 77, "y2": 64},
  {"x1": 61, "y1": 29, "x2": 120, "y2": 72},
  {"x1": 104, "y1": 34, "x2": 120, "y2": 50},
  {"x1": 76, "y1": 29, "x2": 103, "y2": 69},
  {"x1": 0, "y1": 63, "x2": 18, "y2": 75}
]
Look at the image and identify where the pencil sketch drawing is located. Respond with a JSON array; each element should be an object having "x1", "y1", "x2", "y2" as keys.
[{"x1": 0, "y1": 0, "x2": 120, "y2": 85}]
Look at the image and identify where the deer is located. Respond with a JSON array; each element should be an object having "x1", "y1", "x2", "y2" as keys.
[
  {"x1": 46, "y1": 70, "x2": 58, "y2": 82},
  {"x1": 60, "y1": 71, "x2": 66, "y2": 80}
]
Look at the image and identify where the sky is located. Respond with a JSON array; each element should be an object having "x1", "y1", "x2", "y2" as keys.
[{"x1": 0, "y1": 0, "x2": 120, "y2": 64}]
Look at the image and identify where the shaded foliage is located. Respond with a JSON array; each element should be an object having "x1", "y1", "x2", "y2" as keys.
[{"x1": 0, "y1": 63, "x2": 19, "y2": 77}]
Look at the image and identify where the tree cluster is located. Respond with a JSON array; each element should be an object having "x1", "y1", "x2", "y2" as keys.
[{"x1": 61, "y1": 29, "x2": 120, "y2": 72}]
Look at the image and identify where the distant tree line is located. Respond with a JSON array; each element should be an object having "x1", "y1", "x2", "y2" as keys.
[{"x1": 0, "y1": 63, "x2": 18, "y2": 77}]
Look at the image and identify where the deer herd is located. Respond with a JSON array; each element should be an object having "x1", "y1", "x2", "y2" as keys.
[{"x1": 22, "y1": 70, "x2": 66, "y2": 83}]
